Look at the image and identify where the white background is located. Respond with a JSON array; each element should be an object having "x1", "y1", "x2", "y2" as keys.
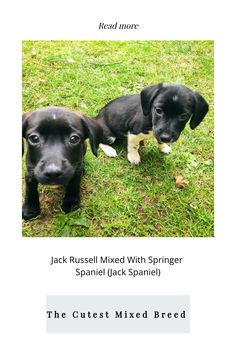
[{"x1": 1, "y1": 0, "x2": 236, "y2": 352}]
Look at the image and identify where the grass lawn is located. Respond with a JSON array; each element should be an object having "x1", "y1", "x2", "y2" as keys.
[{"x1": 22, "y1": 40, "x2": 214, "y2": 237}]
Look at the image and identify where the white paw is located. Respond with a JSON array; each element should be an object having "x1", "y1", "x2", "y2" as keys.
[
  {"x1": 127, "y1": 152, "x2": 141, "y2": 165},
  {"x1": 99, "y1": 144, "x2": 117, "y2": 157},
  {"x1": 159, "y1": 144, "x2": 172, "y2": 154}
]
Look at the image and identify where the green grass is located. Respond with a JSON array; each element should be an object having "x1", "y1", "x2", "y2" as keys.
[{"x1": 22, "y1": 40, "x2": 214, "y2": 237}]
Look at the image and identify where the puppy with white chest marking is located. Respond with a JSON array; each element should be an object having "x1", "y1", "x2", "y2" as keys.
[
  {"x1": 97, "y1": 83, "x2": 209, "y2": 164},
  {"x1": 22, "y1": 107, "x2": 102, "y2": 220}
]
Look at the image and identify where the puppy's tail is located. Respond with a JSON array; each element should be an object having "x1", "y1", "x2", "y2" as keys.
[{"x1": 94, "y1": 112, "x2": 116, "y2": 145}]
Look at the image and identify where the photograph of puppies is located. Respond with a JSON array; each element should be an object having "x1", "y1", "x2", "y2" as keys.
[{"x1": 22, "y1": 40, "x2": 214, "y2": 237}]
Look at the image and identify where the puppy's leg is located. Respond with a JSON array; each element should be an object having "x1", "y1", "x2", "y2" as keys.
[
  {"x1": 99, "y1": 137, "x2": 117, "y2": 157},
  {"x1": 127, "y1": 132, "x2": 143, "y2": 164},
  {"x1": 61, "y1": 168, "x2": 82, "y2": 213},
  {"x1": 158, "y1": 143, "x2": 172, "y2": 154},
  {"x1": 22, "y1": 175, "x2": 40, "y2": 220}
]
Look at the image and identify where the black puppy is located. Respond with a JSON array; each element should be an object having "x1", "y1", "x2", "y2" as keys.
[
  {"x1": 22, "y1": 107, "x2": 102, "y2": 221},
  {"x1": 98, "y1": 83, "x2": 209, "y2": 164}
]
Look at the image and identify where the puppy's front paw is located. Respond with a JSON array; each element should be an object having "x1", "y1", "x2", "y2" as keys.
[
  {"x1": 22, "y1": 205, "x2": 40, "y2": 221},
  {"x1": 61, "y1": 198, "x2": 80, "y2": 214},
  {"x1": 127, "y1": 152, "x2": 141, "y2": 165},
  {"x1": 159, "y1": 143, "x2": 172, "y2": 154},
  {"x1": 99, "y1": 144, "x2": 117, "y2": 157}
]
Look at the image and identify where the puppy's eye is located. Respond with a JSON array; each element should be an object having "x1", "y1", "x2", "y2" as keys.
[
  {"x1": 69, "y1": 135, "x2": 80, "y2": 144},
  {"x1": 155, "y1": 107, "x2": 162, "y2": 115},
  {"x1": 179, "y1": 113, "x2": 189, "y2": 121},
  {"x1": 28, "y1": 134, "x2": 40, "y2": 145}
]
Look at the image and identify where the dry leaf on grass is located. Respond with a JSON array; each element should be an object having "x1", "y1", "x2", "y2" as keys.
[{"x1": 175, "y1": 175, "x2": 189, "y2": 189}]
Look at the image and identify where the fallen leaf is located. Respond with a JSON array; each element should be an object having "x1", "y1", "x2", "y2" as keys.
[{"x1": 175, "y1": 175, "x2": 189, "y2": 189}]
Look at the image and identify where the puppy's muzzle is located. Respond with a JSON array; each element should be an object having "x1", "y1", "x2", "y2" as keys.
[
  {"x1": 44, "y1": 163, "x2": 63, "y2": 179},
  {"x1": 157, "y1": 132, "x2": 173, "y2": 143},
  {"x1": 34, "y1": 159, "x2": 75, "y2": 185}
]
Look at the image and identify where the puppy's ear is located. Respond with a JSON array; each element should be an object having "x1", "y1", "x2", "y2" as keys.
[
  {"x1": 81, "y1": 117, "x2": 103, "y2": 157},
  {"x1": 190, "y1": 92, "x2": 209, "y2": 129},
  {"x1": 22, "y1": 112, "x2": 31, "y2": 156},
  {"x1": 22, "y1": 111, "x2": 33, "y2": 137},
  {"x1": 141, "y1": 83, "x2": 164, "y2": 115}
]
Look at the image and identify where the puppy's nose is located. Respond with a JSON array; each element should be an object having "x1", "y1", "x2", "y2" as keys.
[
  {"x1": 44, "y1": 164, "x2": 63, "y2": 179},
  {"x1": 159, "y1": 133, "x2": 172, "y2": 143}
]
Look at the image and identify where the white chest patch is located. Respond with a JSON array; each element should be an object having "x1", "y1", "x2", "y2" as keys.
[
  {"x1": 172, "y1": 95, "x2": 178, "y2": 102},
  {"x1": 52, "y1": 113, "x2": 57, "y2": 120}
]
